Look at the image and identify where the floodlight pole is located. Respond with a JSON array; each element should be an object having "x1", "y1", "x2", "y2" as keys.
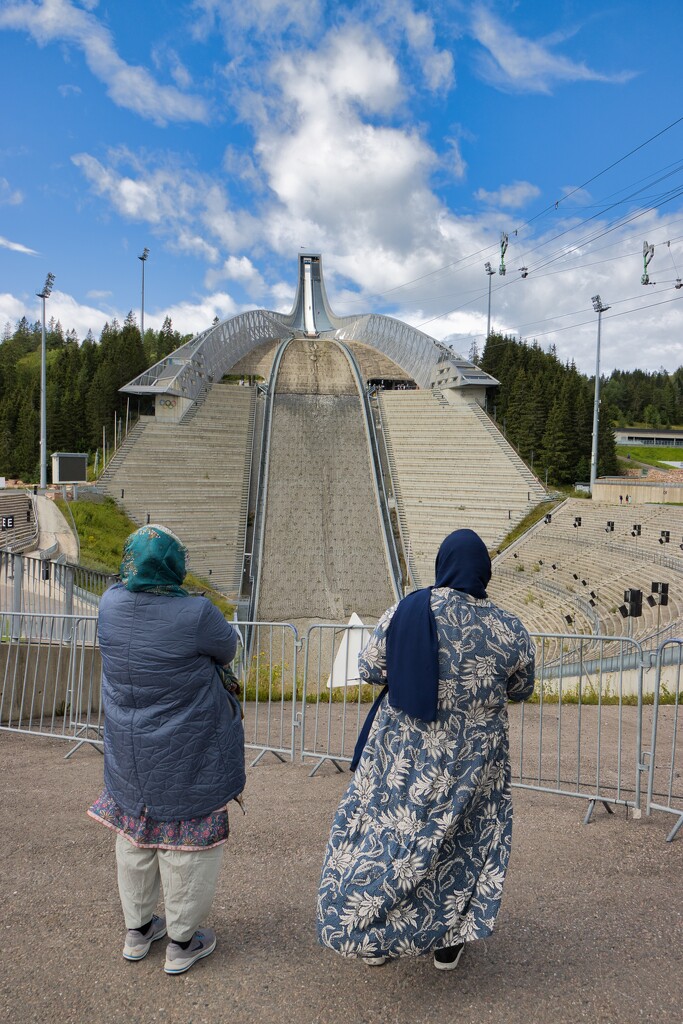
[
  {"x1": 36, "y1": 272, "x2": 55, "y2": 490},
  {"x1": 589, "y1": 294, "x2": 609, "y2": 495},
  {"x1": 139, "y1": 248, "x2": 149, "y2": 342},
  {"x1": 485, "y1": 261, "x2": 495, "y2": 340}
]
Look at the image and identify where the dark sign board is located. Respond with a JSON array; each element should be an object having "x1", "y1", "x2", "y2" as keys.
[
  {"x1": 1, "y1": 515, "x2": 15, "y2": 530},
  {"x1": 52, "y1": 453, "x2": 88, "y2": 483}
]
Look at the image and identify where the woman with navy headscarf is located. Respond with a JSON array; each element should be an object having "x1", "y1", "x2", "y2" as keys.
[{"x1": 317, "y1": 529, "x2": 535, "y2": 970}]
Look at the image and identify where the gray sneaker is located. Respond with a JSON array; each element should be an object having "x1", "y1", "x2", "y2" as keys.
[
  {"x1": 122, "y1": 915, "x2": 167, "y2": 961},
  {"x1": 164, "y1": 928, "x2": 217, "y2": 975}
]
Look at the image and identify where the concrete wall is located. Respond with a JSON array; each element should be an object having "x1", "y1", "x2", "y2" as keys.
[
  {"x1": 593, "y1": 480, "x2": 683, "y2": 504},
  {"x1": 0, "y1": 640, "x2": 101, "y2": 724}
]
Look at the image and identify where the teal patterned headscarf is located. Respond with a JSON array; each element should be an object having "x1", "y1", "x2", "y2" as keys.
[{"x1": 119, "y1": 524, "x2": 188, "y2": 597}]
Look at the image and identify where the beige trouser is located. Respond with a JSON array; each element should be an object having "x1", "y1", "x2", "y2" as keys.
[{"x1": 116, "y1": 835, "x2": 224, "y2": 943}]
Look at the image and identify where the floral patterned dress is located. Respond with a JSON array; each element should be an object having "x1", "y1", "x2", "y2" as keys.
[{"x1": 317, "y1": 587, "x2": 535, "y2": 959}]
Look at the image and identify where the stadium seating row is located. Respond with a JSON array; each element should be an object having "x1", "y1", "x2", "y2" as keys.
[
  {"x1": 99, "y1": 384, "x2": 255, "y2": 592},
  {"x1": 489, "y1": 499, "x2": 683, "y2": 646},
  {"x1": 0, "y1": 491, "x2": 36, "y2": 553},
  {"x1": 379, "y1": 389, "x2": 547, "y2": 587}
]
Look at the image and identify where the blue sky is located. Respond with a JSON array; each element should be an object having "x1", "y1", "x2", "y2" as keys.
[{"x1": 2, "y1": 0, "x2": 683, "y2": 374}]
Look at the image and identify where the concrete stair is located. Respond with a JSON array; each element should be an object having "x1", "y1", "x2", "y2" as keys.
[
  {"x1": 99, "y1": 383, "x2": 255, "y2": 595},
  {"x1": 379, "y1": 389, "x2": 547, "y2": 586}
]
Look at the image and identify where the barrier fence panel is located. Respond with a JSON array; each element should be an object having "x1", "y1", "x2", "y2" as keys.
[
  {"x1": 512, "y1": 633, "x2": 645, "y2": 819},
  {"x1": 646, "y1": 639, "x2": 683, "y2": 841},
  {"x1": 234, "y1": 621, "x2": 300, "y2": 764},
  {"x1": 300, "y1": 622, "x2": 382, "y2": 776},
  {"x1": 0, "y1": 611, "x2": 102, "y2": 755},
  {"x1": 300, "y1": 624, "x2": 647, "y2": 817},
  {"x1": 0, "y1": 553, "x2": 113, "y2": 619},
  {"x1": 5, "y1": 610, "x2": 682, "y2": 840}
]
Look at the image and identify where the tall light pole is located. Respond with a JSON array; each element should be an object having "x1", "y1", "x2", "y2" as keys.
[
  {"x1": 138, "y1": 247, "x2": 149, "y2": 342},
  {"x1": 589, "y1": 294, "x2": 610, "y2": 495},
  {"x1": 484, "y1": 261, "x2": 495, "y2": 340},
  {"x1": 36, "y1": 272, "x2": 55, "y2": 490}
]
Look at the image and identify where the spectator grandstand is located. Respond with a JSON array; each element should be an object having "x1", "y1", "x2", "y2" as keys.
[
  {"x1": 489, "y1": 498, "x2": 683, "y2": 648},
  {"x1": 99, "y1": 384, "x2": 254, "y2": 592},
  {"x1": 0, "y1": 491, "x2": 37, "y2": 553},
  {"x1": 379, "y1": 389, "x2": 546, "y2": 587}
]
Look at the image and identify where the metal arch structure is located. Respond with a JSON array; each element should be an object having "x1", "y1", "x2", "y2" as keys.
[{"x1": 121, "y1": 252, "x2": 498, "y2": 400}]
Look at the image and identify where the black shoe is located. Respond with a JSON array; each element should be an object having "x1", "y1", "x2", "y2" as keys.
[{"x1": 433, "y1": 942, "x2": 464, "y2": 971}]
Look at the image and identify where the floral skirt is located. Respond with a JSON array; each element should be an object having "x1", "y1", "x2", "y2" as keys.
[
  {"x1": 317, "y1": 700, "x2": 512, "y2": 959},
  {"x1": 88, "y1": 789, "x2": 229, "y2": 851}
]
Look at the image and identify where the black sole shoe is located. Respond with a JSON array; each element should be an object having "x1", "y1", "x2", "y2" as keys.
[{"x1": 433, "y1": 943, "x2": 464, "y2": 971}]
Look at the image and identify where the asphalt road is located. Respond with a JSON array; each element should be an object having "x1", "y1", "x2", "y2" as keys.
[{"x1": 1, "y1": 732, "x2": 682, "y2": 1024}]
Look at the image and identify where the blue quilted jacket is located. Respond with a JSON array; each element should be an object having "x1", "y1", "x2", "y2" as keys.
[{"x1": 98, "y1": 584, "x2": 245, "y2": 820}]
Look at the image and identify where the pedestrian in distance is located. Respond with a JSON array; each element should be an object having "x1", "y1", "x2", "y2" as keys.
[
  {"x1": 88, "y1": 524, "x2": 245, "y2": 975},
  {"x1": 317, "y1": 528, "x2": 535, "y2": 970}
]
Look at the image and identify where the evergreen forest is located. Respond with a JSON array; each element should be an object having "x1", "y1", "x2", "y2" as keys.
[
  {"x1": 1, "y1": 316, "x2": 681, "y2": 485},
  {"x1": 0, "y1": 313, "x2": 189, "y2": 480},
  {"x1": 478, "y1": 334, "x2": 683, "y2": 485}
]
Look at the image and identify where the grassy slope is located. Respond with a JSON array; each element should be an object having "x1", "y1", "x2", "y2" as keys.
[
  {"x1": 617, "y1": 445, "x2": 683, "y2": 470},
  {"x1": 56, "y1": 495, "x2": 235, "y2": 616}
]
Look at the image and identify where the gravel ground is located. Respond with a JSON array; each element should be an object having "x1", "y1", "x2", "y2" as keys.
[{"x1": 1, "y1": 731, "x2": 682, "y2": 1024}]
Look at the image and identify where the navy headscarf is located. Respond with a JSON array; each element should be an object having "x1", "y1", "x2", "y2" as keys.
[{"x1": 351, "y1": 529, "x2": 491, "y2": 769}]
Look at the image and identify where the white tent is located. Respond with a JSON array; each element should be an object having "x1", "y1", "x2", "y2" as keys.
[{"x1": 326, "y1": 613, "x2": 372, "y2": 688}]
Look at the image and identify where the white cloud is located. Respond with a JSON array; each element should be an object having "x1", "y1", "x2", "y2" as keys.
[
  {"x1": 470, "y1": 6, "x2": 635, "y2": 94},
  {"x1": 474, "y1": 181, "x2": 541, "y2": 208},
  {"x1": 0, "y1": 234, "x2": 37, "y2": 255},
  {"x1": 57, "y1": 82, "x2": 81, "y2": 97},
  {"x1": 378, "y1": 0, "x2": 455, "y2": 93},
  {"x1": 204, "y1": 255, "x2": 265, "y2": 291},
  {"x1": 0, "y1": 292, "x2": 30, "y2": 323},
  {"x1": 86, "y1": 289, "x2": 112, "y2": 300},
  {"x1": 0, "y1": 0, "x2": 209, "y2": 125},
  {"x1": 190, "y1": 0, "x2": 319, "y2": 45},
  {"x1": 254, "y1": 26, "x2": 438, "y2": 252},
  {"x1": 72, "y1": 147, "x2": 267, "y2": 269},
  {"x1": 150, "y1": 292, "x2": 243, "y2": 335},
  {"x1": 0, "y1": 177, "x2": 24, "y2": 206}
]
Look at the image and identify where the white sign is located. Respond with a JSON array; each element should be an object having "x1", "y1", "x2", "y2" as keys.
[{"x1": 326, "y1": 613, "x2": 373, "y2": 689}]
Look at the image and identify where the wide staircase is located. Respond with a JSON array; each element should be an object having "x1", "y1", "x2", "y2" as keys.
[
  {"x1": 379, "y1": 389, "x2": 547, "y2": 587},
  {"x1": 99, "y1": 383, "x2": 255, "y2": 594},
  {"x1": 256, "y1": 339, "x2": 396, "y2": 623}
]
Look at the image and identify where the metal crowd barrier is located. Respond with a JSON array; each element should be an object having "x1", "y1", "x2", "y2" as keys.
[
  {"x1": 646, "y1": 639, "x2": 683, "y2": 841},
  {"x1": 0, "y1": 551, "x2": 114, "y2": 618},
  {"x1": 0, "y1": 611, "x2": 102, "y2": 756},
  {"x1": 514, "y1": 632, "x2": 646, "y2": 822},
  {"x1": 300, "y1": 622, "x2": 382, "y2": 776},
  {"x1": 232, "y1": 620, "x2": 300, "y2": 765},
  {"x1": 1, "y1": 610, "x2": 682, "y2": 841}
]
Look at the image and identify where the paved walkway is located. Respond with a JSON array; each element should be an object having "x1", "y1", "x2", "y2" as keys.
[
  {"x1": 26, "y1": 495, "x2": 79, "y2": 561},
  {"x1": 1, "y1": 732, "x2": 682, "y2": 1024}
]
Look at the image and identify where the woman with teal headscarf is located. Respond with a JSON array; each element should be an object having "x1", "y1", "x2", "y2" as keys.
[{"x1": 89, "y1": 525, "x2": 245, "y2": 976}]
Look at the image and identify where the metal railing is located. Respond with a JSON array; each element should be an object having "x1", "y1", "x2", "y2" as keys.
[
  {"x1": 2, "y1": 611, "x2": 682, "y2": 840},
  {"x1": 232, "y1": 620, "x2": 301, "y2": 765},
  {"x1": 514, "y1": 632, "x2": 646, "y2": 822},
  {"x1": 0, "y1": 551, "x2": 115, "y2": 620},
  {"x1": 646, "y1": 639, "x2": 683, "y2": 841},
  {"x1": 300, "y1": 622, "x2": 380, "y2": 776},
  {"x1": 0, "y1": 611, "x2": 102, "y2": 756}
]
